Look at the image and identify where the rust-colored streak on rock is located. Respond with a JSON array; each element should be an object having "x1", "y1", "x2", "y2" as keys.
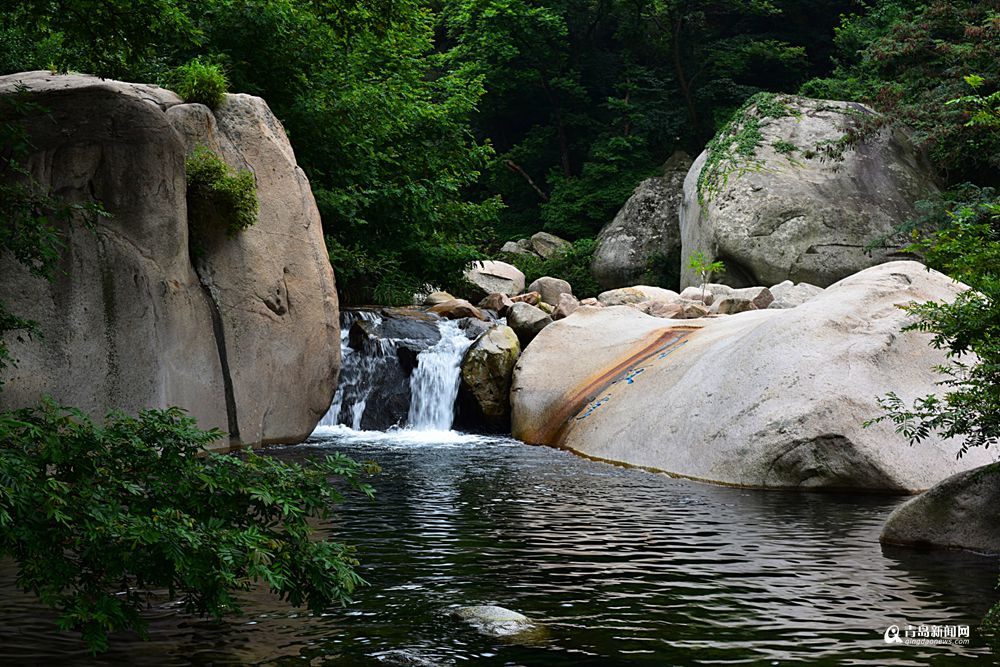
[{"x1": 531, "y1": 327, "x2": 696, "y2": 446}]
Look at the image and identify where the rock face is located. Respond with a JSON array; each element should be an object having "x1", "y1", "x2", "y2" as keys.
[
  {"x1": 591, "y1": 152, "x2": 692, "y2": 291},
  {"x1": 881, "y1": 464, "x2": 1000, "y2": 554},
  {"x1": 464, "y1": 260, "x2": 525, "y2": 299},
  {"x1": 458, "y1": 325, "x2": 521, "y2": 431},
  {"x1": 679, "y1": 96, "x2": 938, "y2": 289},
  {"x1": 510, "y1": 261, "x2": 993, "y2": 492},
  {"x1": 0, "y1": 72, "x2": 339, "y2": 448}
]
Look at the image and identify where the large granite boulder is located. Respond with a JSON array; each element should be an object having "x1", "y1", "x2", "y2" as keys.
[
  {"x1": 679, "y1": 96, "x2": 938, "y2": 289},
  {"x1": 510, "y1": 261, "x2": 993, "y2": 492},
  {"x1": 0, "y1": 72, "x2": 339, "y2": 448},
  {"x1": 881, "y1": 464, "x2": 1000, "y2": 554},
  {"x1": 591, "y1": 152, "x2": 692, "y2": 291},
  {"x1": 457, "y1": 325, "x2": 521, "y2": 431}
]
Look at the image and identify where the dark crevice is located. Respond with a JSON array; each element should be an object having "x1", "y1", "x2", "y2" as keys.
[{"x1": 196, "y1": 272, "x2": 240, "y2": 444}]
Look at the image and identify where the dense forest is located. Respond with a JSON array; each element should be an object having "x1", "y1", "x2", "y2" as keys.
[{"x1": 4, "y1": 0, "x2": 998, "y2": 303}]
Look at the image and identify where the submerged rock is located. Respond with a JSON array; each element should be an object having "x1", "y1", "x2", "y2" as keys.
[
  {"x1": 881, "y1": 464, "x2": 1000, "y2": 554},
  {"x1": 452, "y1": 605, "x2": 536, "y2": 637},
  {"x1": 511, "y1": 261, "x2": 993, "y2": 492}
]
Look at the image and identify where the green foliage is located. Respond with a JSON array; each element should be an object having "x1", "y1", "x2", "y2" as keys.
[
  {"x1": 688, "y1": 251, "x2": 725, "y2": 302},
  {"x1": 697, "y1": 92, "x2": 791, "y2": 203},
  {"x1": 801, "y1": 0, "x2": 1000, "y2": 185},
  {"x1": 503, "y1": 238, "x2": 601, "y2": 299},
  {"x1": 947, "y1": 74, "x2": 1000, "y2": 129},
  {"x1": 0, "y1": 401, "x2": 375, "y2": 653},
  {"x1": 867, "y1": 197, "x2": 1000, "y2": 456},
  {"x1": 772, "y1": 139, "x2": 797, "y2": 155},
  {"x1": 185, "y1": 145, "x2": 258, "y2": 237},
  {"x1": 168, "y1": 58, "x2": 228, "y2": 109}
]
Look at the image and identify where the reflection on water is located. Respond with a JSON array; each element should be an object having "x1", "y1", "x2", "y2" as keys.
[{"x1": 0, "y1": 429, "x2": 997, "y2": 665}]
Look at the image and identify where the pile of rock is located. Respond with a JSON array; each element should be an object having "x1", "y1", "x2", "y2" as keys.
[
  {"x1": 585, "y1": 279, "x2": 823, "y2": 320},
  {"x1": 499, "y1": 231, "x2": 571, "y2": 260}
]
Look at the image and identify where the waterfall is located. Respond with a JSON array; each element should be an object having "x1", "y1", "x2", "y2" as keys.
[
  {"x1": 317, "y1": 310, "x2": 475, "y2": 432},
  {"x1": 318, "y1": 310, "x2": 392, "y2": 430},
  {"x1": 407, "y1": 319, "x2": 474, "y2": 430}
]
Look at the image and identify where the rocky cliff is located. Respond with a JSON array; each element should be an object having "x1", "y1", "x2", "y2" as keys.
[{"x1": 0, "y1": 72, "x2": 339, "y2": 448}]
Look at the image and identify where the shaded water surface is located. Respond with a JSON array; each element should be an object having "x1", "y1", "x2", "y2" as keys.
[{"x1": 0, "y1": 428, "x2": 996, "y2": 665}]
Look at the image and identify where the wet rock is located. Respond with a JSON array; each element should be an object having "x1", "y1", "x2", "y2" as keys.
[
  {"x1": 452, "y1": 605, "x2": 536, "y2": 637},
  {"x1": 458, "y1": 325, "x2": 521, "y2": 431},
  {"x1": 373, "y1": 649, "x2": 443, "y2": 667}
]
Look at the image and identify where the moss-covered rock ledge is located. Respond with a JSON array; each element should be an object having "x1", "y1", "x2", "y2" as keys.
[{"x1": 0, "y1": 72, "x2": 339, "y2": 448}]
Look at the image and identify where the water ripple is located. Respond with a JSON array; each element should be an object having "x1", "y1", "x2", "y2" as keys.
[{"x1": 0, "y1": 433, "x2": 996, "y2": 665}]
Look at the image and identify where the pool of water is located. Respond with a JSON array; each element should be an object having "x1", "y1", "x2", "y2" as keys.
[{"x1": 0, "y1": 427, "x2": 997, "y2": 665}]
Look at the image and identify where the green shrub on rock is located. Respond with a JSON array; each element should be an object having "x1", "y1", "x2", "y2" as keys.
[
  {"x1": 169, "y1": 59, "x2": 228, "y2": 109},
  {"x1": 185, "y1": 145, "x2": 258, "y2": 237}
]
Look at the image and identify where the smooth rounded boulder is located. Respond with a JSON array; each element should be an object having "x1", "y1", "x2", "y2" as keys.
[
  {"x1": 527, "y1": 276, "x2": 572, "y2": 306},
  {"x1": 464, "y1": 260, "x2": 525, "y2": 300},
  {"x1": 511, "y1": 261, "x2": 993, "y2": 492},
  {"x1": 881, "y1": 464, "x2": 1000, "y2": 554},
  {"x1": 679, "y1": 95, "x2": 938, "y2": 289}
]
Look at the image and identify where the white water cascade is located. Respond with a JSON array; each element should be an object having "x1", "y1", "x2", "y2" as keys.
[
  {"x1": 407, "y1": 319, "x2": 474, "y2": 430},
  {"x1": 317, "y1": 311, "x2": 475, "y2": 432},
  {"x1": 317, "y1": 310, "x2": 387, "y2": 430}
]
